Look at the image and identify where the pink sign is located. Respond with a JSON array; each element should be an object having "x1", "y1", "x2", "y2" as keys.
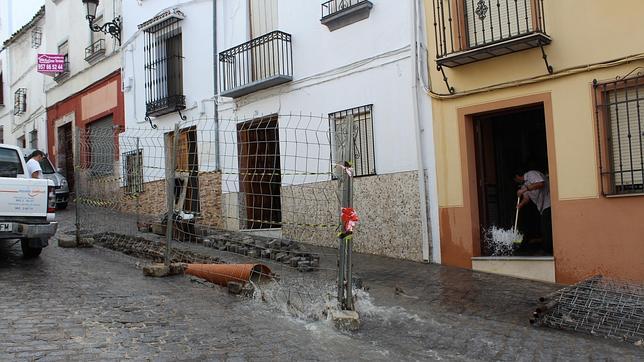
[{"x1": 37, "y1": 54, "x2": 65, "y2": 74}]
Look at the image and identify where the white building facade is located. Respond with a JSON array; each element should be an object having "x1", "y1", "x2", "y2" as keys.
[
  {"x1": 117, "y1": 0, "x2": 439, "y2": 263},
  {"x1": 0, "y1": 6, "x2": 47, "y2": 150},
  {"x1": 121, "y1": 0, "x2": 215, "y2": 131},
  {"x1": 44, "y1": 0, "x2": 124, "y2": 189},
  {"x1": 215, "y1": 0, "x2": 439, "y2": 262}
]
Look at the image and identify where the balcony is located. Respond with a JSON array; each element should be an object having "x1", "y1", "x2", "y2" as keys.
[
  {"x1": 432, "y1": 0, "x2": 550, "y2": 68},
  {"x1": 85, "y1": 39, "x2": 106, "y2": 63},
  {"x1": 219, "y1": 31, "x2": 293, "y2": 98},
  {"x1": 53, "y1": 61, "x2": 70, "y2": 82},
  {"x1": 321, "y1": 0, "x2": 373, "y2": 31},
  {"x1": 146, "y1": 95, "x2": 186, "y2": 118}
]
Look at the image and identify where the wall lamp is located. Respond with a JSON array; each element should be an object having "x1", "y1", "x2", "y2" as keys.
[{"x1": 82, "y1": 0, "x2": 121, "y2": 45}]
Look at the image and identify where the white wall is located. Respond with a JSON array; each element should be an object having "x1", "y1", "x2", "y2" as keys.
[
  {"x1": 0, "y1": 13, "x2": 47, "y2": 150},
  {"x1": 216, "y1": 0, "x2": 419, "y2": 180},
  {"x1": 120, "y1": 0, "x2": 215, "y2": 182},
  {"x1": 44, "y1": 0, "x2": 121, "y2": 107}
]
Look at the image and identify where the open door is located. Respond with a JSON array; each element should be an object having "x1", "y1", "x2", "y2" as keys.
[
  {"x1": 166, "y1": 127, "x2": 199, "y2": 213},
  {"x1": 237, "y1": 116, "x2": 281, "y2": 229}
]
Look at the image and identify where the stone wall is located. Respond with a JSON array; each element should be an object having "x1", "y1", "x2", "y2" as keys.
[
  {"x1": 281, "y1": 170, "x2": 425, "y2": 261},
  {"x1": 79, "y1": 170, "x2": 223, "y2": 228}
]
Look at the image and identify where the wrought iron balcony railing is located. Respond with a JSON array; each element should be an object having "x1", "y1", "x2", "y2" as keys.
[
  {"x1": 53, "y1": 61, "x2": 70, "y2": 82},
  {"x1": 321, "y1": 0, "x2": 374, "y2": 32},
  {"x1": 146, "y1": 95, "x2": 186, "y2": 118},
  {"x1": 432, "y1": 0, "x2": 550, "y2": 68},
  {"x1": 85, "y1": 39, "x2": 106, "y2": 62},
  {"x1": 219, "y1": 31, "x2": 293, "y2": 98}
]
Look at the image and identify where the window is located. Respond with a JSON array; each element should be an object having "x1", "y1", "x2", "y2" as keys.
[
  {"x1": 87, "y1": 116, "x2": 115, "y2": 176},
  {"x1": 29, "y1": 130, "x2": 38, "y2": 149},
  {"x1": 55, "y1": 41, "x2": 70, "y2": 80},
  {"x1": 31, "y1": 27, "x2": 42, "y2": 48},
  {"x1": 90, "y1": 16, "x2": 103, "y2": 44},
  {"x1": 142, "y1": 15, "x2": 185, "y2": 117},
  {"x1": 595, "y1": 77, "x2": 644, "y2": 195},
  {"x1": 14, "y1": 88, "x2": 26, "y2": 115},
  {"x1": 330, "y1": 104, "x2": 376, "y2": 177},
  {"x1": 123, "y1": 149, "x2": 144, "y2": 194},
  {"x1": 0, "y1": 147, "x2": 24, "y2": 177},
  {"x1": 17, "y1": 135, "x2": 26, "y2": 149}
]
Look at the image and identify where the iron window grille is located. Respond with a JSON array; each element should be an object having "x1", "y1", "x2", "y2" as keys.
[
  {"x1": 330, "y1": 104, "x2": 376, "y2": 177},
  {"x1": 123, "y1": 149, "x2": 144, "y2": 194},
  {"x1": 594, "y1": 74, "x2": 644, "y2": 196},
  {"x1": 432, "y1": 0, "x2": 549, "y2": 65},
  {"x1": 321, "y1": 0, "x2": 370, "y2": 18},
  {"x1": 219, "y1": 31, "x2": 293, "y2": 97},
  {"x1": 31, "y1": 27, "x2": 42, "y2": 48},
  {"x1": 143, "y1": 15, "x2": 185, "y2": 117},
  {"x1": 85, "y1": 39, "x2": 106, "y2": 62},
  {"x1": 14, "y1": 88, "x2": 26, "y2": 115}
]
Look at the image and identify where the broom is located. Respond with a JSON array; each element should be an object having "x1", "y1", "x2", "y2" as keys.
[
  {"x1": 485, "y1": 196, "x2": 523, "y2": 254},
  {"x1": 511, "y1": 196, "x2": 523, "y2": 244}
]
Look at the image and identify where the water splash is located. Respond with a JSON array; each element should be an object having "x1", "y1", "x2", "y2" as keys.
[{"x1": 483, "y1": 226, "x2": 522, "y2": 256}]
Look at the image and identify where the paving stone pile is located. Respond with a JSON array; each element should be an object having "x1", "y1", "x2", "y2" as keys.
[{"x1": 201, "y1": 232, "x2": 321, "y2": 272}]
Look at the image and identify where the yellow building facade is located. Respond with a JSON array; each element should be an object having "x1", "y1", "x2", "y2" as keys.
[{"x1": 424, "y1": 0, "x2": 644, "y2": 283}]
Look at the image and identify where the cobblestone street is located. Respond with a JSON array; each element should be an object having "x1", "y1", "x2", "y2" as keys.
[{"x1": 0, "y1": 208, "x2": 641, "y2": 361}]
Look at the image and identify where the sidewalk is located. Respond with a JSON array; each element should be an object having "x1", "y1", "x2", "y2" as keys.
[{"x1": 62, "y1": 207, "x2": 642, "y2": 360}]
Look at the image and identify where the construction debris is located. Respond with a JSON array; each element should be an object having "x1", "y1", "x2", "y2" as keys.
[{"x1": 532, "y1": 275, "x2": 644, "y2": 344}]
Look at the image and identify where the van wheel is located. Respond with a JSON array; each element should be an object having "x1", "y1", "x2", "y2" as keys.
[
  {"x1": 56, "y1": 202, "x2": 68, "y2": 210},
  {"x1": 21, "y1": 240, "x2": 42, "y2": 258}
]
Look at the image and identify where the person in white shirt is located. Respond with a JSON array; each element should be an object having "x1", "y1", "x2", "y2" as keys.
[
  {"x1": 514, "y1": 167, "x2": 552, "y2": 254},
  {"x1": 26, "y1": 150, "x2": 45, "y2": 179}
]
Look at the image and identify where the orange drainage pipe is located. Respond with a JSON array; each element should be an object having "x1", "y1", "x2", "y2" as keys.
[{"x1": 184, "y1": 263, "x2": 272, "y2": 287}]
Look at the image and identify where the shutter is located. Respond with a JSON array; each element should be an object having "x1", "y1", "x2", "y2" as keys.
[
  {"x1": 608, "y1": 86, "x2": 644, "y2": 188},
  {"x1": 465, "y1": 0, "x2": 533, "y2": 48},
  {"x1": 88, "y1": 116, "x2": 114, "y2": 176},
  {"x1": 250, "y1": 0, "x2": 278, "y2": 38},
  {"x1": 250, "y1": 0, "x2": 279, "y2": 81}
]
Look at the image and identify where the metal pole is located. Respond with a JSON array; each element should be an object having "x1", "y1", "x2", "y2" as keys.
[
  {"x1": 74, "y1": 126, "x2": 81, "y2": 244},
  {"x1": 136, "y1": 137, "x2": 141, "y2": 226},
  {"x1": 337, "y1": 115, "x2": 355, "y2": 310},
  {"x1": 344, "y1": 115, "x2": 355, "y2": 310},
  {"x1": 165, "y1": 124, "x2": 179, "y2": 265}
]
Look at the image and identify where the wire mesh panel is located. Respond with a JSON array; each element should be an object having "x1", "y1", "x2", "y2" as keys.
[
  {"x1": 75, "y1": 114, "x2": 355, "y2": 317},
  {"x1": 534, "y1": 276, "x2": 644, "y2": 344}
]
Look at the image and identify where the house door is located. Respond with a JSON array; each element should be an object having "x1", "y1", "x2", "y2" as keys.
[
  {"x1": 474, "y1": 106, "x2": 550, "y2": 256},
  {"x1": 58, "y1": 123, "x2": 74, "y2": 193},
  {"x1": 237, "y1": 116, "x2": 281, "y2": 229}
]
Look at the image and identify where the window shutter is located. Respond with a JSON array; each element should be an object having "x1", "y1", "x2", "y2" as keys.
[
  {"x1": 607, "y1": 87, "x2": 644, "y2": 188},
  {"x1": 250, "y1": 0, "x2": 278, "y2": 38},
  {"x1": 465, "y1": 0, "x2": 534, "y2": 48}
]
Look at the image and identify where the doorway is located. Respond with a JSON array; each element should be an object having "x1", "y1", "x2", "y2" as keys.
[
  {"x1": 166, "y1": 127, "x2": 200, "y2": 213},
  {"x1": 474, "y1": 105, "x2": 551, "y2": 256},
  {"x1": 237, "y1": 116, "x2": 281, "y2": 229},
  {"x1": 57, "y1": 123, "x2": 75, "y2": 192}
]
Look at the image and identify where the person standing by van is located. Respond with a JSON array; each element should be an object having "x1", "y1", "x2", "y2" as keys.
[{"x1": 26, "y1": 150, "x2": 45, "y2": 179}]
